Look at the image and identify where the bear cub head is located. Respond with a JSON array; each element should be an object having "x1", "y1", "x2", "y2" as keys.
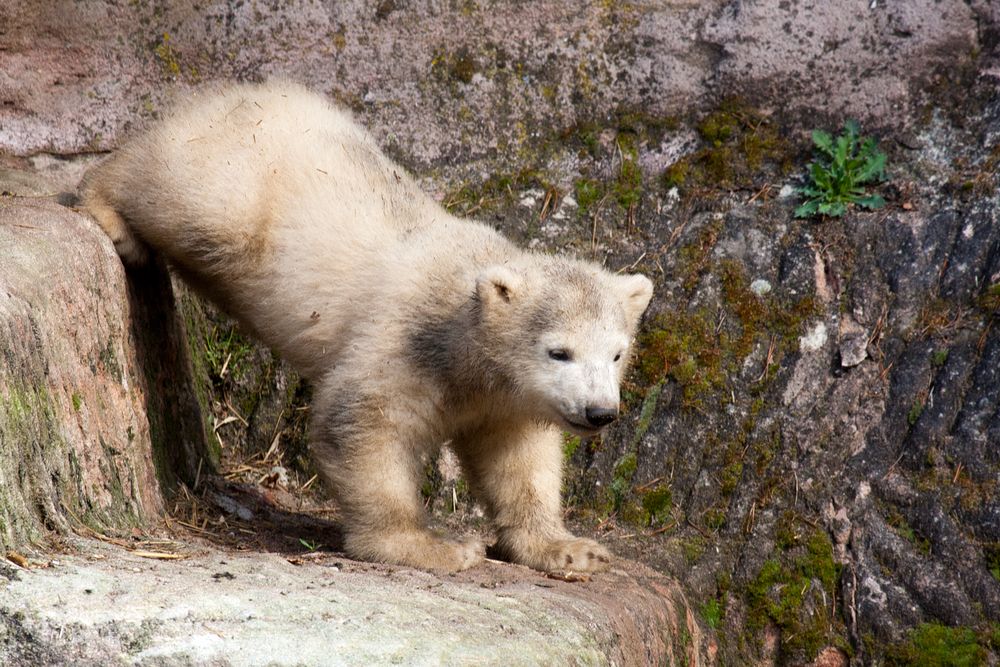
[{"x1": 475, "y1": 258, "x2": 653, "y2": 436}]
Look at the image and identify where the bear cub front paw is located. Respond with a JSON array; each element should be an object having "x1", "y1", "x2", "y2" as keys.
[
  {"x1": 345, "y1": 529, "x2": 486, "y2": 572},
  {"x1": 541, "y1": 537, "x2": 612, "y2": 572},
  {"x1": 501, "y1": 534, "x2": 612, "y2": 573}
]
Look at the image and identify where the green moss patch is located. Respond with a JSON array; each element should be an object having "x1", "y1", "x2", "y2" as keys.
[
  {"x1": 662, "y1": 98, "x2": 792, "y2": 192},
  {"x1": 594, "y1": 382, "x2": 674, "y2": 527},
  {"x1": 744, "y1": 527, "x2": 844, "y2": 662},
  {"x1": 573, "y1": 178, "x2": 604, "y2": 214},
  {"x1": 154, "y1": 33, "x2": 181, "y2": 77},
  {"x1": 561, "y1": 110, "x2": 681, "y2": 223},
  {"x1": 444, "y1": 169, "x2": 555, "y2": 218},
  {"x1": 676, "y1": 219, "x2": 723, "y2": 291},
  {"x1": 886, "y1": 623, "x2": 988, "y2": 667},
  {"x1": 885, "y1": 507, "x2": 932, "y2": 554},
  {"x1": 637, "y1": 308, "x2": 723, "y2": 408},
  {"x1": 562, "y1": 434, "x2": 582, "y2": 461},
  {"x1": 640, "y1": 484, "x2": 673, "y2": 525},
  {"x1": 977, "y1": 283, "x2": 1000, "y2": 313},
  {"x1": 701, "y1": 598, "x2": 723, "y2": 630},
  {"x1": 985, "y1": 544, "x2": 1000, "y2": 582},
  {"x1": 609, "y1": 451, "x2": 638, "y2": 514},
  {"x1": 635, "y1": 262, "x2": 820, "y2": 410},
  {"x1": 430, "y1": 46, "x2": 479, "y2": 85},
  {"x1": 203, "y1": 323, "x2": 256, "y2": 383}
]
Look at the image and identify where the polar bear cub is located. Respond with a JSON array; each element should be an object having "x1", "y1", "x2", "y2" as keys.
[{"x1": 81, "y1": 81, "x2": 653, "y2": 573}]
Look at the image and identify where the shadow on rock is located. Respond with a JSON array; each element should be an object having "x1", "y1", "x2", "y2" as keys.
[
  {"x1": 123, "y1": 257, "x2": 215, "y2": 488},
  {"x1": 183, "y1": 476, "x2": 345, "y2": 555}
]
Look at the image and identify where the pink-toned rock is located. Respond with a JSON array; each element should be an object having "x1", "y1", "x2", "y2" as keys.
[
  {"x1": 702, "y1": 0, "x2": 980, "y2": 120},
  {"x1": 0, "y1": 196, "x2": 208, "y2": 549},
  {"x1": 0, "y1": 1, "x2": 984, "y2": 164},
  {"x1": 809, "y1": 646, "x2": 850, "y2": 667}
]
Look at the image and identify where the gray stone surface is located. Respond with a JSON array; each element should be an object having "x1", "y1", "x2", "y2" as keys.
[{"x1": 0, "y1": 538, "x2": 700, "y2": 666}]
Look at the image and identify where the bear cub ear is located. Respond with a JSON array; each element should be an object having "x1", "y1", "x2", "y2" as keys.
[
  {"x1": 476, "y1": 265, "x2": 523, "y2": 307},
  {"x1": 617, "y1": 273, "x2": 654, "y2": 322}
]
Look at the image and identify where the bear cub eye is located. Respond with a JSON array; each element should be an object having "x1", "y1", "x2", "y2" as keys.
[
  {"x1": 613, "y1": 351, "x2": 622, "y2": 362},
  {"x1": 548, "y1": 349, "x2": 572, "y2": 362}
]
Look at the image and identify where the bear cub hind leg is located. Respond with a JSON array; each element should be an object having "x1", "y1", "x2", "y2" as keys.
[
  {"x1": 455, "y1": 423, "x2": 611, "y2": 573},
  {"x1": 79, "y1": 172, "x2": 150, "y2": 265}
]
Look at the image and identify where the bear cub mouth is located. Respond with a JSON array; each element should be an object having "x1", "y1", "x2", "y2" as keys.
[{"x1": 562, "y1": 417, "x2": 605, "y2": 437}]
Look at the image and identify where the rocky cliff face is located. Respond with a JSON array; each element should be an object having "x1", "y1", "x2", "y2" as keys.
[
  {"x1": 2, "y1": 1, "x2": 999, "y2": 664},
  {"x1": 1, "y1": 0, "x2": 990, "y2": 161}
]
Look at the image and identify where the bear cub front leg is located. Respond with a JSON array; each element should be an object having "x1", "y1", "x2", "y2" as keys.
[
  {"x1": 455, "y1": 423, "x2": 611, "y2": 573},
  {"x1": 310, "y1": 398, "x2": 485, "y2": 572}
]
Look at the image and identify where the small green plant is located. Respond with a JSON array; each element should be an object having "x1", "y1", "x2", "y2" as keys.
[
  {"x1": 562, "y1": 434, "x2": 582, "y2": 461},
  {"x1": 700, "y1": 599, "x2": 723, "y2": 630},
  {"x1": 298, "y1": 538, "x2": 320, "y2": 552},
  {"x1": 203, "y1": 325, "x2": 253, "y2": 380},
  {"x1": 795, "y1": 120, "x2": 887, "y2": 218}
]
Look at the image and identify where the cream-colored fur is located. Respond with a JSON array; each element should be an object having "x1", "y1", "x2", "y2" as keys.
[{"x1": 80, "y1": 81, "x2": 653, "y2": 573}]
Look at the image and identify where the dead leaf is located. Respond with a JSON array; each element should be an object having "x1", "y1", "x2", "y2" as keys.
[
  {"x1": 132, "y1": 550, "x2": 187, "y2": 560},
  {"x1": 6, "y1": 551, "x2": 29, "y2": 568}
]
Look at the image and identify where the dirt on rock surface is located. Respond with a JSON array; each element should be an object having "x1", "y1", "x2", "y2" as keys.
[{"x1": 3, "y1": 1, "x2": 1000, "y2": 665}]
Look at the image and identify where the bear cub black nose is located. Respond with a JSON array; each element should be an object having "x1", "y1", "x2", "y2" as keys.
[{"x1": 585, "y1": 406, "x2": 618, "y2": 428}]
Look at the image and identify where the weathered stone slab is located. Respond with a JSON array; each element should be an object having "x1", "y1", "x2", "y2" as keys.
[{"x1": 0, "y1": 538, "x2": 704, "y2": 666}]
